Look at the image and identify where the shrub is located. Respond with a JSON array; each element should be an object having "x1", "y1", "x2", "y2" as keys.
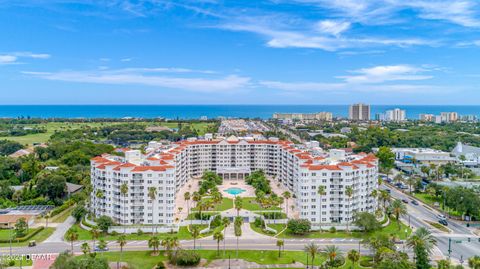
[
  {"x1": 209, "y1": 215, "x2": 221, "y2": 229},
  {"x1": 110, "y1": 231, "x2": 118, "y2": 236},
  {"x1": 171, "y1": 250, "x2": 201, "y2": 266},
  {"x1": 96, "y1": 215, "x2": 114, "y2": 233},
  {"x1": 253, "y1": 217, "x2": 264, "y2": 227},
  {"x1": 154, "y1": 261, "x2": 166, "y2": 269},
  {"x1": 261, "y1": 212, "x2": 286, "y2": 219},
  {"x1": 287, "y1": 219, "x2": 311, "y2": 235},
  {"x1": 329, "y1": 226, "x2": 336, "y2": 233},
  {"x1": 137, "y1": 229, "x2": 143, "y2": 236},
  {"x1": 327, "y1": 256, "x2": 345, "y2": 268},
  {"x1": 360, "y1": 257, "x2": 374, "y2": 267},
  {"x1": 50, "y1": 199, "x2": 75, "y2": 217}
]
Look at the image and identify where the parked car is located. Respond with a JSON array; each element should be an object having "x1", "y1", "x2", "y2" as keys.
[
  {"x1": 438, "y1": 219, "x2": 448, "y2": 226},
  {"x1": 402, "y1": 199, "x2": 409, "y2": 204},
  {"x1": 437, "y1": 214, "x2": 447, "y2": 220},
  {"x1": 411, "y1": 200, "x2": 419, "y2": 205},
  {"x1": 385, "y1": 189, "x2": 391, "y2": 194}
]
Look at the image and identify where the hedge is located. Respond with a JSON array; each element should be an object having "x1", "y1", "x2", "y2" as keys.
[
  {"x1": 0, "y1": 227, "x2": 45, "y2": 243},
  {"x1": 50, "y1": 200, "x2": 75, "y2": 217}
]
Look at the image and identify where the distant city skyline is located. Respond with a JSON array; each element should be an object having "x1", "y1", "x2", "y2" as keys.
[{"x1": 1, "y1": 1, "x2": 480, "y2": 104}]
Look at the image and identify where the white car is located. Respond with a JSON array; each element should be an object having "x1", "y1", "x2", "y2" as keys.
[{"x1": 437, "y1": 214, "x2": 447, "y2": 220}]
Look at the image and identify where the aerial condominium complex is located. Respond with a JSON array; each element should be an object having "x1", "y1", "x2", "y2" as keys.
[
  {"x1": 272, "y1": 112, "x2": 333, "y2": 121},
  {"x1": 91, "y1": 135, "x2": 378, "y2": 226}
]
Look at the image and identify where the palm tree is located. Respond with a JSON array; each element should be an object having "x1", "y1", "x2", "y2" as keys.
[
  {"x1": 303, "y1": 243, "x2": 320, "y2": 267},
  {"x1": 459, "y1": 155, "x2": 467, "y2": 179},
  {"x1": 407, "y1": 177, "x2": 416, "y2": 194},
  {"x1": 191, "y1": 225, "x2": 200, "y2": 250},
  {"x1": 324, "y1": 245, "x2": 342, "y2": 266},
  {"x1": 407, "y1": 227, "x2": 437, "y2": 258},
  {"x1": 468, "y1": 255, "x2": 480, "y2": 269},
  {"x1": 95, "y1": 189, "x2": 104, "y2": 216},
  {"x1": 317, "y1": 186, "x2": 326, "y2": 231},
  {"x1": 222, "y1": 217, "x2": 230, "y2": 256},
  {"x1": 213, "y1": 230, "x2": 224, "y2": 256},
  {"x1": 184, "y1": 191, "x2": 191, "y2": 218},
  {"x1": 148, "y1": 186, "x2": 157, "y2": 234},
  {"x1": 276, "y1": 239, "x2": 284, "y2": 257},
  {"x1": 90, "y1": 227, "x2": 100, "y2": 253},
  {"x1": 149, "y1": 236, "x2": 160, "y2": 256},
  {"x1": 282, "y1": 191, "x2": 291, "y2": 217},
  {"x1": 347, "y1": 249, "x2": 360, "y2": 269},
  {"x1": 117, "y1": 234, "x2": 127, "y2": 269},
  {"x1": 235, "y1": 196, "x2": 243, "y2": 217},
  {"x1": 390, "y1": 199, "x2": 407, "y2": 230},
  {"x1": 81, "y1": 242, "x2": 90, "y2": 255},
  {"x1": 420, "y1": 166, "x2": 430, "y2": 178},
  {"x1": 370, "y1": 190, "x2": 378, "y2": 211},
  {"x1": 192, "y1": 191, "x2": 201, "y2": 208},
  {"x1": 234, "y1": 217, "x2": 242, "y2": 259},
  {"x1": 345, "y1": 186, "x2": 354, "y2": 232},
  {"x1": 45, "y1": 212, "x2": 50, "y2": 228},
  {"x1": 120, "y1": 182, "x2": 128, "y2": 232},
  {"x1": 379, "y1": 190, "x2": 391, "y2": 213},
  {"x1": 66, "y1": 229, "x2": 78, "y2": 254}
]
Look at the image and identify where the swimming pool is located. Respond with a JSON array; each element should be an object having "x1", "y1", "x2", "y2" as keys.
[{"x1": 224, "y1": 187, "x2": 246, "y2": 195}]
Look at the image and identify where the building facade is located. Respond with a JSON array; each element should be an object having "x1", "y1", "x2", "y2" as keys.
[
  {"x1": 349, "y1": 103, "x2": 370, "y2": 121},
  {"x1": 273, "y1": 112, "x2": 333, "y2": 121},
  {"x1": 91, "y1": 136, "x2": 378, "y2": 226}
]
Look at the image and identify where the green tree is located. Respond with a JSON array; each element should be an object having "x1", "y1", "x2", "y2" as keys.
[
  {"x1": 390, "y1": 199, "x2": 407, "y2": 230},
  {"x1": 234, "y1": 217, "x2": 242, "y2": 259},
  {"x1": 90, "y1": 227, "x2": 100, "y2": 253},
  {"x1": 213, "y1": 230, "x2": 224, "y2": 256},
  {"x1": 376, "y1": 147, "x2": 395, "y2": 172},
  {"x1": 184, "y1": 191, "x2": 191, "y2": 217},
  {"x1": 97, "y1": 215, "x2": 114, "y2": 233},
  {"x1": 235, "y1": 196, "x2": 243, "y2": 217},
  {"x1": 81, "y1": 242, "x2": 90, "y2": 255},
  {"x1": 120, "y1": 182, "x2": 128, "y2": 231},
  {"x1": 148, "y1": 186, "x2": 157, "y2": 234},
  {"x1": 347, "y1": 249, "x2": 360, "y2": 269},
  {"x1": 221, "y1": 217, "x2": 230, "y2": 255},
  {"x1": 14, "y1": 217, "x2": 28, "y2": 237},
  {"x1": 149, "y1": 236, "x2": 160, "y2": 256},
  {"x1": 191, "y1": 225, "x2": 200, "y2": 250},
  {"x1": 345, "y1": 186, "x2": 354, "y2": 232},
  {"x1": 282, "y1": 191, "x2": 291, "y2": 216},
  {"x1": 324, "y1": 245, "x2": 342, "y2": 266},
  {"x1": 36, "y1": 174, "x2": 67, "y2": 200},
  {"x1": 318, "y1": 185, "x2": 326, "y2": 231},
  {"x1": 117, "y1": 234, "x2": 127, "y2": 269},
  {"x1": 66, "y1": 228, "x2": 79, "y2": 254},
  {"x1": 72, "y1": 205, "x2": 87, "y2": 223},
  {"x1": 354, "y1": 212, "x2": 381, "y2": 232},
  {"x1": 276, "y1": 239, "x2": 284, "y2": 257},
  {"x1": 468, "y1": 255, "x2": 480, "y2": 269},
  {"x1": 304, "y1": 243, "x2": 320, "y2": 267},
  {"x1": 287, "y1": 219, "x2": 311, "y2": 235}
]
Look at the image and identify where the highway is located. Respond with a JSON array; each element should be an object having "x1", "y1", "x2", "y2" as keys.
[{"x1": 382, "y1": 183, "x2": 480, "y2": 264}]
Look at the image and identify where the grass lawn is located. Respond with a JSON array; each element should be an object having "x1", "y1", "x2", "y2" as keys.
[
  {"x1": 278, "y1": 218, "x2": 411, "y2": 240},
  {"x1": 242, "y1": 197, "x2": 281, "y2": 211},
  {"x1": 3, "y1": 121, "x2": 216, "y2": 146},
  {"x1": 192, "y1": 197, "x2": 233, "y2": 211},
  {"x1": 0, "y1": 227, "x2": 55, "y2": 247},
  {"x1": 425, "y1": 220, "x2": 450, "y2": 233},
  {"x1": 413, "y1": 193, "x2": 462, "y2": 217},
  {"x1": 0, "y1": 256, "x2": 33, "y2": 267},
  {"x1": 83, "y1": 249, "x2": 327, "y2": 269},
  {"x1": 50, "y1": 206, "x2": 75, "y2": 223},
  {"x1": 250, "y1": 223, "x2": 286, "y2": 236}
]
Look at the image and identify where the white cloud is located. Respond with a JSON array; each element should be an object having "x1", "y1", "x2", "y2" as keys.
[
  {"x1": 315, "y1": 20, "x2": 351, "y2": 36},
  {"x1": 22, "y1": 68, "x2": 250, "y2": 93},
  {"x1": 339, "y1": 65, "x2": 433, "y2": 83},
  {"x1": 221, "y1": 18, "x2": 431, "y2": 51},
  {"x1": 294, "y1": 0, "x2": 480, "y2": 27},
  {"x1": 260, "y1": 64, "x2": 437, "y2": 93},
  {"x1": 0, "y1": 55, "x2": 17, "y2": 64},
  {"x1": 0, "y1": 51, "x2": 50, "y2": 64}
]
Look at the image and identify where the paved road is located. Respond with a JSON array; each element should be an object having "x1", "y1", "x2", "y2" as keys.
[
  {"x1": 0, "y1": 237, "x2": 372, "y2": 257},
  {"x1": 382, "y1": 184, "x2": 480, "y2": 263}
]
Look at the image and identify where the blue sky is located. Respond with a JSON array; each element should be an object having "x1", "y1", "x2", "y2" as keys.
[{"x1": 1, "y1": 0, "x2": 480, "y2": 105}]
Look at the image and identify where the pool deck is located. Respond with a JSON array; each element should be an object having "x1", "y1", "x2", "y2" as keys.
[{"x1": 218, "y1": 181, "x2": 256, "y2": 199}]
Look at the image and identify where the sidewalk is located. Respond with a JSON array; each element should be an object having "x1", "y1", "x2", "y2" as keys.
[{"x1": 44, "y1": 216, "x2": 75, "y2": 243}]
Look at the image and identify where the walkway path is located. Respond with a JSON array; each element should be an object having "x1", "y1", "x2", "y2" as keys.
[{"x1": 44, "y1": 216, "x2": 75, "y2": 243}]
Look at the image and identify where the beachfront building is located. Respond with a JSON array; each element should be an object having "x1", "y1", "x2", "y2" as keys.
[
  {"x1": 349, "y1": 103, "x2": 370, "y2": 121},
  {"x1": 272, "y1": 112, "x2": 333, "y2": 121},
  {"x1": 376, "y1": 108, "x2": 406, "y2": 122},
  {"x1": 90, "y1": 135, "x2": 378, "y2": 226}
]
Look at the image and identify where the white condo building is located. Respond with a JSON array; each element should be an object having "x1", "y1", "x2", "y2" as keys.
[{"x1": 91, "y1": 135, "x2": 378, "y2": 226}]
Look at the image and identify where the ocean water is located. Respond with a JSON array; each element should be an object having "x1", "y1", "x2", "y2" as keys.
[{"x1": 0, "y1": 105, "x2": 479, "y2": 119}]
